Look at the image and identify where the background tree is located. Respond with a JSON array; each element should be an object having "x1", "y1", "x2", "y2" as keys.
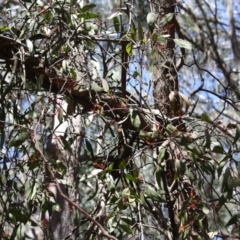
[{"x1": 0, "y1": 0, "x2": 240, "y2": 240}]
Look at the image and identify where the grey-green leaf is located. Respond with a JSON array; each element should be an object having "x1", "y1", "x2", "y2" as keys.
[
  {"x1": 129, "y1": 109, "x2": 141, "y2": 129},
  {"x1": 101, "y1": 78, "x2": 109, "y2": 92},
  {"x1": 177, "y1": 13, "x2": 201, "y2": 33},
  {"x1": 173, "y1": 39, "x2": 193, "y2": 49}
]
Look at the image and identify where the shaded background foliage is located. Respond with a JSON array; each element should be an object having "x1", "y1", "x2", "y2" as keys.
[{"x1": 0, "y1": 0, "x2": 240, "y2": 240}]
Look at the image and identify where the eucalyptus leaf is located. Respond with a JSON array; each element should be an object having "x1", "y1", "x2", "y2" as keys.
[
  {"x1": 176, "y1": 13, "x2": 201, "y2": 33},
  {"x1": 101, "y1": 78, "x2": 109, "y2": 92},
  {"x1": 10, "y1": 131, "x2": 28, "y2": 147},
  {"x1": 173, "y1": 38, "x2": 193, "y2": 49},
  {"x1": 129, "y1": 109, "x2": 141, "y2": 129}
]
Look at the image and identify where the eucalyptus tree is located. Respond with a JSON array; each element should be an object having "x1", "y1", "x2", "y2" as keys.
[{"x1": 0, "y1": 0, "x2": 240, "y2": 240}]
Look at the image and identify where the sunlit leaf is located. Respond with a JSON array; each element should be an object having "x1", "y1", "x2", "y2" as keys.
[
  {"x1": 173, "y1": 39, "x2": 193, "y2": 49},
  {"x1": 126, "y1": 42, "x2": 133, "y2": 56},
  {"x1": 202, "y1": 204, "x2": 210, "y2": 215},
  {"x1": 80, "y1": 169, "x2": 103, "y2": 181},
  {"x1": 159, "y1": 13, "x2": 174, "y2": 27},
  {"x1": 107, "y1": 11, "x2": 122, "y2": 19},
  {"x1": 174, "y1": 159, "x2": 181, "y2": 180},
  {"x1": 16, "y1": 223, "x2": 25, "y2": 240},
  {"x1": 58, "y1": 108, "x2": 63, "y2": 123},
  {"x1": 26, "y1": 39, "x2": 34, "y2": 53},
  {"x1": 129, "y1": 109, "x2": 141, "y2": 129},
  {"x1": 91, "y1": 82, "x2": 104, "y2": 92},
  {"x1": 101, "y1": 78, "x2": 109, "y2": 92},
  {"x1": 201, "y1": 112, "x2": 211, "y2": 122},
  {"x1": 0, "y1": 26, "x2": 10, "y2": 31}
]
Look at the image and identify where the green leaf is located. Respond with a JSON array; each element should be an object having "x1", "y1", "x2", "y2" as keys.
[
  {"x1": 138, "y1": 22, "x2": 144, "y2": 41},
  {"x1": 113, "y1": 16, "x2": 120, "y2": 32},
  {"x1": 129, "y1": 109, "x2": 141, "y2": 129},
  {"x1": 58, "y1": 108, "x2": 63, "y2": 123},
  {"x1": 155, "y1": 167, "x2": 162, "y2": 189},
  {"x1": 70, "y1": 68, "x2": 77, "y2": 80},
  {"x1": 120, "y1": 216, "x2": 132, "y2": 225},
  {"x1": 226, "y1": 214, "x2": 238, "y2": 227},
  {"x1": 77, "y1": 12, "x2": 99, "y2": 19},
  {"x1": 25, "y1": 180, "x2": 38, "y2": 200},
  {"x1": 233, "y1": 125, "x2": 240, "y2": 145},
  {"x1": 204, "y1": 130, "x2": 211, "y2": 149},
  {"x1": 159, "y1": 13, "x2": 174, "y2": 27},
  {"x1": 126, "y1": 42, "x2": 132, "y2": 56},
  {"x1": 222, "y1": 168, "x2": 231, "y2": 193},
  {"x1": 119, "y1": 224, "x2": 133, "y2": 234},
  {"x1": 124, "y1": 173, "x2": 137, "y2": 183},
  {"x1": 132, "y1": 71, "x2": 139, "y2": 79},
  {"x1": 173, "y1": 39, "x2": 193, "y2": 49},
  {"x1": 145, "y1": 185, "x2": 166, "y2": 202},
  {"x1": 147, "y1": 12, "x2": 157, "y2": 26},
  {"x1": 201, "y1": 112, "x2": 211, "y2": 122},
  {"x1": 10, "y1": 131, "x2": 28, "y2": 147},
  {"x1": 80, "y1": 4, "x2": 96, "y2": 12},
  {"x1": 70, "y1": 0, "x2": 78, "y2": 6},
  {"x1": 0, "y1": 25, "x2": 10, "y2": 31},
  {"x1": 157, "y1": 148, "x2": 166, "y2": 165},
  {"x1": 177, "y1": 13, "x2": 201, "y2": 33},
  {"x1": 120, "y1": 159, "x2": 128, "y2": 170},
  {"x1": 151, "y1": 33, "x2": 158, "y2": 42},
  {"x1": 166, "y1": 124, "x2": 181, "y2": 137},
  {"x1": 212, "y1": 145, "x2": 224, "y2": 154},
  {"x1": 85, "y1": 139, "x2": 94, "y2": 158}
]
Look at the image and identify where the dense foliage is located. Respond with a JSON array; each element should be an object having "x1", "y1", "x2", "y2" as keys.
[{"x1": 0, "y1": 0, "x2": 240, "y2": 240}]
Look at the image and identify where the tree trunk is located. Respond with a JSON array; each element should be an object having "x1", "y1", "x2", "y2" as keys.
[
  {"x1": 151, "y1": 1, "x2": 209, "y2": 239},
  {"x1": 45, "y1": 100, "x2": 83, "y2": 239},
  {"x1": 152, "y1": 1, "x2": 178, "y2": 116}
]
